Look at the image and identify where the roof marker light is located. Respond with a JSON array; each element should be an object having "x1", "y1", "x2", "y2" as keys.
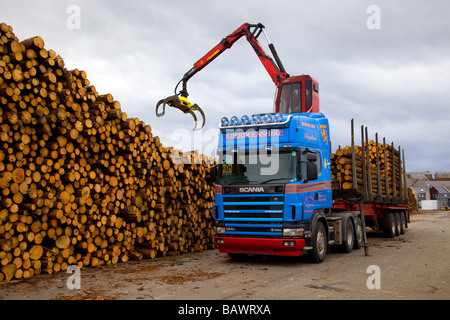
[
  {"x1": 275, "y1": 112, "x2": 284, "y2": 122},
  {"x1": 263, "y1": 113, "x2": 273, "y2": 123},
  {"x1": 220, "y1": 117, "x2": 229, "y2": 127},
  {"x1": 252, "y1": 114, "x2": 261, "y2": 124},
  {"x1": 230, "y1": 116, "x2": 239, "y2": 126},
  {"x1": 241, "y1": 115, "x2": 250, "y2": 125}
]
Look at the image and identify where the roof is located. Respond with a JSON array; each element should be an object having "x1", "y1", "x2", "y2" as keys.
[
  {"x1": 413, "y1": 187, "x2": 427, "y2": 194},
  {"x1": 411, "y1": 180, "x2": 450, "y2": 189},
  {"x1": 435, "y1": 187, "x2": 449, "y2": 194},
  {"x1": 406, "y1": 172, "x2": 433, "y2": 181}
]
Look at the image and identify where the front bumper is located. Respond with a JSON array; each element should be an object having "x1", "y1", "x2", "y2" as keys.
[{"x1": 214, "y1": 237, "x2": 305, "y2": 256}]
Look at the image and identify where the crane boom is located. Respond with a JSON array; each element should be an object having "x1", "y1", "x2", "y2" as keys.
[
  {"x1": 181, "y1": 23, "x2": 289, "y2": 93},
  {"x1": 156, "y1": 23, "x2": 290, "y2": 130},
  {"x1": 155, "y1": 22, "x2": 320, "y2": 131}
]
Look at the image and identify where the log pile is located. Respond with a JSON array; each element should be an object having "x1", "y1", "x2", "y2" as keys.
[
  {"x1": 0, "y1": 23, "x2": 216, "y2": 282},
  {"x1": 407, "y1": 187, "x2": 418, "y2": 214},
  {"x1": 331, "y1": 145, "x2": 363, "y2": 190},
  {"x1": 331, "y1": 128, "x2": 406, "y2": 203}
]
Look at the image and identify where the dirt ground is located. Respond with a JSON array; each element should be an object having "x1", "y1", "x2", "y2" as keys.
[{"x1": 1, "y1": 210, "x2": 449, "y2": 301}]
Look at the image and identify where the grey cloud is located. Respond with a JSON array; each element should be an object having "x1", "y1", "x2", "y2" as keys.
[{"x1": 1, "y1": 0, "x2": 449, "y2": 173}]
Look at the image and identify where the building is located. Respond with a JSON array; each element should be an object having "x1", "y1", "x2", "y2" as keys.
[
  {"x1": 406, "y1": 171, "x2": 433, "y2": 185},
  {"x1": 433, "y1": 187, "x2": 450, "y2": 207},
  {"x1": 412, "y1": 187, "x2": 427, "y2": 202},
  {"x1": 435, "y1": 172, "x2": 450, "y2": 180},
  {"x1": 407, "y1": 172, "x2": 450, "y2": 209}
]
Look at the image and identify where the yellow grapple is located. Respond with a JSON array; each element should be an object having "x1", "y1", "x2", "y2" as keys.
[{"x1": 156, "y1": 94, "x2": 205, "y2": 131}]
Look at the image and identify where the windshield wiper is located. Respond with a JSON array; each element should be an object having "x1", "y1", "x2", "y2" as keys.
[{"x1": 260, "y1": 177, "x2": 291, "y2": 184}]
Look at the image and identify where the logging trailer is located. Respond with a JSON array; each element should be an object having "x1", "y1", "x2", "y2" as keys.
[{"x1": 157, "y1": 23, "x2": 410, "y2": 262}]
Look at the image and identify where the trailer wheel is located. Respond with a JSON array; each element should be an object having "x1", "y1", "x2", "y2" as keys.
[
  {"x1": 393, "y1": 212, "x2": 401, "y2": 236},
  {"x1": 383, "y1": 212, "x2": 396, "y2": 238},
  {"x1": 308, "y1": 221, "x2": 327, "y2": 263},
  {"x1": 399, "y1": 212, "x2": 407, "y2": 234},
  {"x1": 354, "y1": 217, "x2": 363, "y2": 250},
  {"x1": 341, "y1": 218, "x2": 354, "y2": 253}
]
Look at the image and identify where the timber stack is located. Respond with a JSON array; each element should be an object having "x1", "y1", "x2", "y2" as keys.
[
  {"x1": 0, "y1": 23, "x2": 216, "y2": 282},
  {"x1": 330, "y1": 120, "x2": 407, "y2": 203},
  {"x1": 407, "y1": 187, "x2": 418, "y2": 214}
]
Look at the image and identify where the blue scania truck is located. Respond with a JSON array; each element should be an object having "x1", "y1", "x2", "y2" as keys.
[
  {"x1": 213, "y1": 112, "x2": 409, "y2": 263},
  {"x1": 156, "y1": 22, "x2": 409, "y2": 262}
]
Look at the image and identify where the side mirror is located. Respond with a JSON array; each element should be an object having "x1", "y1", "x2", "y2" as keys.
[
  {"x1": 296, "y1": 158, "x2": 303, "y2": 181},
  {"x1": 210, "y1": 165, "x2": 218, "y2": 183},
  {"x1": 307, "y1": 153, "x2": 317, "y2": 162},
  {"x1": 307, "y1": 161, "x2": 318, "y2": 181},
  {"x1": 297, "y1": 151, "x2": 319, "y2": 182}
]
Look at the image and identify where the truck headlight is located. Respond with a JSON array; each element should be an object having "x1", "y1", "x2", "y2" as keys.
[
  {"x1": 283, "y1": 228, "x2": 304, "y2": 237},
  {"x1": 215, "y1": 226, "x2": 226, "y2": 235}
]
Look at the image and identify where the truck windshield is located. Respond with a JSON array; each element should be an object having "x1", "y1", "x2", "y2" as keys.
[{"x1": 217, "y1": 150, "x2": 297, "y2": 185}]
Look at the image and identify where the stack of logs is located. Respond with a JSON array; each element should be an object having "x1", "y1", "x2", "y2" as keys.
[
  {"x1": 407, "y1": 187, "x2": 418, "y2": 214},
  {"x1": 0, "y1": 23, "x2": 216, "y2": 281},
  {"x1": 331, "y1": 130, "x2": 406, "y2": 202}
]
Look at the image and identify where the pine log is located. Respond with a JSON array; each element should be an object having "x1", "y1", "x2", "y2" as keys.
[{"x1": 0, "y1": 22, "x2": 217, "y2": 282}]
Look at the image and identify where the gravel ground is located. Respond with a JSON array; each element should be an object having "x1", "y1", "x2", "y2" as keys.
[{"x1": 1, "y1": 210, "x2": 449, "y2": 301}]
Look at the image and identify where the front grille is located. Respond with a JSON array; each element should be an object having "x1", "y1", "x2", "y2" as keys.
[{"x1": 222, "y1": 194, "x2": 284, "y2": 237}]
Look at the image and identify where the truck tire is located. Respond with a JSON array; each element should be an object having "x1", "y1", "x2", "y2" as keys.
[
  {"x1": 400, "y1": 212, "x2": 407, "y2": 234},
  {"x1": 308, "y1": 221, "x2": 327, "y2": 263},
  {"x1": 353, "y1": 216, "x2": 363, "y2": 250},
  {"x1": 393, "y1": 212, "x2": 401, "y2": 236},
  {"x1": 383, "y1": 212, "x2": 396, "y2": 238},
  {"x1": 341, "y1": 217, "x2": 354, "y2": 253}
]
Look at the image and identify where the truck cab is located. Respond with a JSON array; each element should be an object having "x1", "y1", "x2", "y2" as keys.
[
  {"x1": 274, "y1": 76, "x2": 320, "y2": 114},
  {"x1": 214, "y1": 112, "x2": 332, "y2": 262}
]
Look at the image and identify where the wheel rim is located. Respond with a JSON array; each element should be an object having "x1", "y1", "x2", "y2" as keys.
[
  {"x1": 347, "y1": 223, "x2": 354, "y2": 245},
  {"x1": 391, "y1": 217, "x2": 396, "y2": 235},
  {"x1": 317, "y1": 229, "x2": 326, "y2": 255},
  {"x1": 401, "y1": 213, "x2": 406, "y2": 232}
]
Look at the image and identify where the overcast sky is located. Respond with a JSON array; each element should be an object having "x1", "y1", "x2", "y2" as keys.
[{"x1": 2, "y1": 0, "x2": 449, "y2": 174}]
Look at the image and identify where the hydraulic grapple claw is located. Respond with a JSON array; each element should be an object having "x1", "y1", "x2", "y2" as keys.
[
  {"x1": 156, "y1": 94, "x2": 206, "y2": 131},
  {"x1": 155, "y1": 95, "x2": 179, "y2": 118}
]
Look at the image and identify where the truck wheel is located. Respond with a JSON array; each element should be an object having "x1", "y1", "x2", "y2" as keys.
[
  {"x1": 353, "y1": 217, "x2": 363, "y2": 250},
  {"x1": 341, "y1": 218, "x2": 354, "y2": 253},
  {"x1": 393, "y1": 212, "x2": 401, "y2": 236},
  {"x1": 383, "y1": 212, "x2": 396, "y2": 238},
  {"x1": 400, "y1": 212, "x2": 407, "y2": 234},
  {"x1": 308, "y1": 221, "x2": 327, "y2": 263}
]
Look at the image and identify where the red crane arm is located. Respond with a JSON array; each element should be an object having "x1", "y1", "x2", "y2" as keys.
[
  {"x1": 156, "y1": 23, "x2": 293, "y2": 131},
  {"x1": 180, "y1": 23, "x2": 289, "y2": 95}
]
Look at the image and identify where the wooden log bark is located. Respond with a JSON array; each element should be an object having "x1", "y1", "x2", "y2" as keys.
[
  {"x1": 332, "y1": 130, "x2": 404, "y2": 201},
  {"x1": 0, "y1": 22, "x2": 217, "y2": 282}
]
